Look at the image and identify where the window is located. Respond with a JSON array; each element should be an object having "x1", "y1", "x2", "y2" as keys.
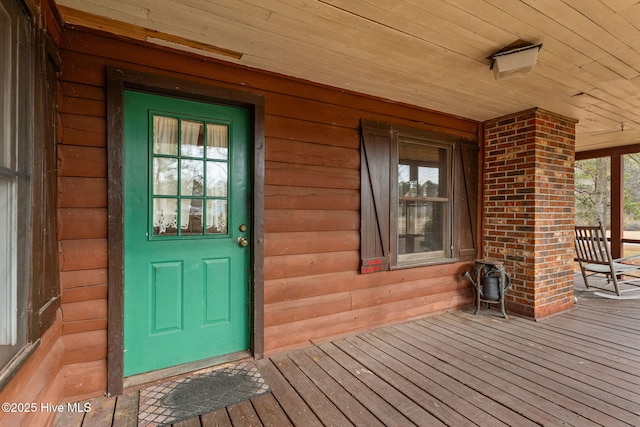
[
  {"x1": 360, "y1": 120, "x2": 477, "y2": 273},
  {"x1": 0, "y1": 0, "x2": 32, "y2": 367},
  {"x1": 151, "y1": 114, "x2": 230, "y2": 237},
  {"x1": 396, "y1": 138, "x2": 452, "y2": 266}
]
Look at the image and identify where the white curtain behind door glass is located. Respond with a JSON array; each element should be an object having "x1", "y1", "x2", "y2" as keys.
[
  {"x1": 207, "y1": 123, "x2": 228, "y2": 160},
  {"x1": 153, "y1": 116, "x2": 179, "y2": 234},
  {"x1": 153, "y1": 117, "x2": 229, "y2": 235},
  {"x1": 206, "y1": 124, "x2": 229, "y2": 232},
  {"x1": 180, "y1": 120, "x2": 204, "y2": 230}
]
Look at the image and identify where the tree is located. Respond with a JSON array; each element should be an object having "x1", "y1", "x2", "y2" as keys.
[{"x1": 575, "y1": 157, "x2": 610, "y2": 227}]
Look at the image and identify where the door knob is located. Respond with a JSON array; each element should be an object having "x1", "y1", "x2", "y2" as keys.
[{"x1": 237, "y1": 237, "x2": 249, "y2": 247}]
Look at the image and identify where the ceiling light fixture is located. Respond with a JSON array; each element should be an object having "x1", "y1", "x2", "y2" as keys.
[{"x1": 489, "y1": 42, "x2": 542, "y2": 80}]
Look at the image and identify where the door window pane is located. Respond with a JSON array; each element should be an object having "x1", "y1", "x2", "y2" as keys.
[
  {"x1": 153, "y1": 198, "x2": 178, "y2": 236},
  {"x1": 181, "y1": 199, "x2": 203, "y2": 235},
  {"x1": 153, "y1": 158, "x2": 178, "y2": 195},
  {"x1": 207, "y1": 124, "x2": 228, "y2": 160},
  {"x1": 181, "y1": 159, "x2": 204, "y2": 196},
  {"x1": 206, "y1": 200, "x2": 227, "y2": 234},
  {"x1": 181, "y1": 120, "x2": 204, "y2": 158},
  {"x1": 206, "y1": 161, "x2": 227, "y2": 197},
  {"x1": 153, "y1": 116, "x2": 178, "y2": 155},
  {"x1": 151, "y1": 116, "x2": 229, "y2": 238}
]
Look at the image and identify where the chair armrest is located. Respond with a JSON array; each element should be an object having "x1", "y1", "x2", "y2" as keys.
[{"x1": 613, "y1": 253, "x2": 640, "y2": 263}]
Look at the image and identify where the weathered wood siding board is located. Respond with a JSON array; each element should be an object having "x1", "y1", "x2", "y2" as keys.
[
  {"x1": 62, "y1": 360, "x2": 107, "y2": 402},
  {"x1": 265, "y1": 162, "x2": 359, "y2": 190},
  {"x1": 265, "y1": 210, "x2": 359, "y2": 233},
  {"x1": 58, "y1": 177, "x2": 108, "y2": 208},
  {"x1": 264, "y1": 186, "x2": 359, "y2": 211},
  {"x1": 266, "y1": 137, "x2": 359, "y2": 169},
  {"x1": 265, "y1": 231, "x2": 360, "y2": 256},
  {"x1": 58, "y1": 238, "x2": 108, "y2": 271},
  {"x1": 61, "y1": 330, "x2": 107, "y2": 366},
  {"x1": 59, "y1": 116, "x2": 107, "y2": 147},
  {"x1": 58, "y1": 208, "x2": 108, "y2": 240},
  {"x1": 56, "y1": 27, "x2": 478, "y2": 398},
  {"x1": 265, "y1": 262, "x2": 470, "y2": 305},
  {"x1": 264, "y1": 289, "x2": 473, "y2": 352},
  {"x1": 0, "y1": 312, "x2": 65, "y2": 427},
  {"x1": 264, "y1": 251, "x2": 360, "y2": 281}
]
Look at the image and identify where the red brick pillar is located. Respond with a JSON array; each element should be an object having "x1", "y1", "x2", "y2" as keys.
[{"x1": 483, "y1": 108, "x2": 576, "y2": 319}]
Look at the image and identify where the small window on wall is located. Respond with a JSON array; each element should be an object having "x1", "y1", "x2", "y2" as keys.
[
  {"x1": 360, "y1": 120, "x2": 477, "y2": 273},
  {"x1": 396, "y1": 139, "x2": 452, "y2": 266}
]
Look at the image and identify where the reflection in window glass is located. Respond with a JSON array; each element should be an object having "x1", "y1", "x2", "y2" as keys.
[
  {"x1": 206, "y1": 200, "x2": 228, "y2": 234},
  {"x1": 397, "y1": 139, "x2": 450, "y2": 265},
  {"x1": 182, "y1": 120, "x2": 204, "y2": 158},
  {"x1": 153, "y1": 158, "x2": 178, "y2": 196},
  {"x1": 181, "y1": 159, "x2": 204, "y2": 196},
  {"x1": 181, "y1": 198, "x2": 203, "y2": 235},
  {"x1": 206, "y1": 161, "x2": 227, "y2": 197}
]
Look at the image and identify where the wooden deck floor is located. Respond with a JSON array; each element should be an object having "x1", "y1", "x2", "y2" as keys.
[{"x1": 56, "y1": 282, "x2": 640, "y2": 426}]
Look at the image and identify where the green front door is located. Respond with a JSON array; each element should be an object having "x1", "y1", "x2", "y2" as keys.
[{"x1": 123, "y1": 90, "x2": 251, "y2": 376}]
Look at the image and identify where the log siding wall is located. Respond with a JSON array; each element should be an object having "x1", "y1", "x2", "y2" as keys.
[{"x1": 57, "y1": 26, "x2": 479, "y2": 400}]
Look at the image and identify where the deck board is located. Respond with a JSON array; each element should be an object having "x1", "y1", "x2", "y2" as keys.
[
  {"x1": 58, "y1": 283, "x2": 640, "y2": 426},
  {"x1": 286, "y1": 349, "x2": 384, "y2": 427},
  {"x1": 394, "y1": 321, "x2": 580, "y2": 426},
  {"x1": 249, "y1": 393, "x2": 293, "y2": 427},
  {"x1": 200, "y1": 408, "x2": 232, "y2": 427},
  {"x1": 320, "y1": 340, "x2": 445, "y2": 427},
  {"x1": 418, "y1": 315, "x2": 634, "y2": 426},
  {"x1": 302, "y1": 345, "x2": 414, "y2": 427}
]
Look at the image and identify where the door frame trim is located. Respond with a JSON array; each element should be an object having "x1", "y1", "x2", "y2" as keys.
[{"x1": 106, "y1": 67, "x2": 265, "y2": 396}]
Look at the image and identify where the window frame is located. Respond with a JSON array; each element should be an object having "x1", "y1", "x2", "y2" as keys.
[
  {"x1": 360, "y1": 119, "x2": 478, "y2": 274},
  {"x1": 0, "y1": 0, "x2": 61, "y2": 389},
  {"x1": 391, "y1": 135, "x2": 454, "y2": 268},
  {"x1": 0, "y1": 0, "x2": 33, "y2": 367}
]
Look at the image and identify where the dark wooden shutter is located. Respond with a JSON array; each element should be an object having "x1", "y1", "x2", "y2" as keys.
[
  {"x1": 360, "y1": 120, "x2": 392, "y2": 273},
  {"x1": 30, "y1": 28, "x2": 61, "y2": 338},
  {"x1": 453, "y1": 139, "x2": 479, "y2": 261}
]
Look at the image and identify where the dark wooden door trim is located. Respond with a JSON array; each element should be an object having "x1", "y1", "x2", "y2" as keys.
[{"x1": 106, "y1": 67, "x2": 265, "y2": 396}]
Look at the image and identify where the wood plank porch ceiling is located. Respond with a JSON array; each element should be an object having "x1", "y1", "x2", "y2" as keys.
[{"x1": 56, "y1": 0, "x2": 640, "y2": 151}]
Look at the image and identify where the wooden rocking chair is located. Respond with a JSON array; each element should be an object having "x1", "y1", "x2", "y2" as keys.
[{"x1": 574, "y1": 221, "x2": 640, "y2": 296}]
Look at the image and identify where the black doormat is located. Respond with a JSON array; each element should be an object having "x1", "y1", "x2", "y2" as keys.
[{"x1": 138, "y1": 360, "x2": 270, "y2": 426}]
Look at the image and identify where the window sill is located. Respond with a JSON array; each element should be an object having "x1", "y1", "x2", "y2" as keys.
[
  {"x1": 0, "y1": 340, "x2": 40, "y2": 393},
  {"x1": 391, "y1": 257, "x2": 460, "y2": 270}
]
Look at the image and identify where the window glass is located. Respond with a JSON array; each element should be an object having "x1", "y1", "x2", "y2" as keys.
[
  {"x1": 151, "y1": 115, "x2": 229, "y2": 237},
  {"x1": 0, "y1": 0, "x2": 31, "y2": 366},
  {"x1": 0, "y1": 5, "x2": 9, "y2": 168},
  {"x1": 396, "y1": 139, "x2": 451, "y2": 265}
]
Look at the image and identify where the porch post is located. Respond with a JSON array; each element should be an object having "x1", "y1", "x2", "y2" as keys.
[{"x1": 483, "y1": 108, "x2": 576, "y2": 319}]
